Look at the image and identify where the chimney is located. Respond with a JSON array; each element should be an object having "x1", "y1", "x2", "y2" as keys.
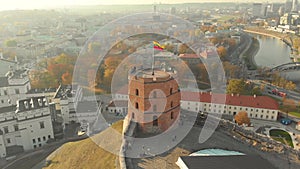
[
  {"x1": 254, "y1": 94, "x2": 256, "y2": 98},
  {"x1": 231, "y1": 93, "x2": 234, "y2": 97}
]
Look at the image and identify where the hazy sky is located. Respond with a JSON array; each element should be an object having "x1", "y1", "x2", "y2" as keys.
[{"x1": 1, "y1": 0, "x2": 283, "y2": 11}]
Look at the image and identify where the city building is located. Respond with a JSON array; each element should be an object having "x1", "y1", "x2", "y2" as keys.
[
  {"x1": 292, "y1": 0, "x2": 298, "y2": 12},
  {"x1": 252, "y1": 3, "x2": 263, "y2": 17},
  {"x1": 0, "y1": 69, "x2": 31, "y2": 108},
  {"x1": 181, "y1": 92, "x2": 279, "y2": 121},
  {"x1": 128, "y1": 68, "x2": 180, "y2": 133},
  {"x1": 0, "y1": 96, "x2": 54, "y2": 158},
  {"x1": 107, "y1": 100, "x2": 128, "y2": 116},
  {"x1": 53, "y1": 85, "x2": 83, "y2": 125}
]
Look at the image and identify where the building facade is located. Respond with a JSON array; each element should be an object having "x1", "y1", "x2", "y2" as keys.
[
  {"x1": 0, "y1": 97, "x2": 54, "y2": 158},
  {"x1": 0, "y1": 69, "x2": 31, "y2": 108},
  {"x1": 181, "y1": 92, "x2": 279, "y2": 121}
]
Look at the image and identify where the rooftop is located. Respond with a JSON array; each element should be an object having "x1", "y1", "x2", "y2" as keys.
[
  {"x1": 178, "y1": 155, "x2": 275, "y2": 169},
  {"x1": 54, "y1": 84, "x2": 78, "y2": 99},
  {"x1": 16, "y1": 96, "x2": 48, "y2": 113},
  {"x1": 135, "y1": 69, "x2": 170, "y2": 79},
  {"x1": 181, "y1": 91, "x2": 279, "y2": 110}
]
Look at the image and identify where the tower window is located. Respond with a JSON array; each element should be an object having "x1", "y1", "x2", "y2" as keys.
[
  {"x1": 132, "y1": 112, "x2": 135, "y2": 119},
  {"x1": 171, "y1": 112, "x2": 174, "y2": 119},
  {"x1": 135, "y1": 102, "x2": 139, "y2": 109},
  {"x1": 171, "y1": 101, "x2": 173, "y2": 108},
  {"x1": 170, "y1": 88, "x2": 173, "y2": 95},
  {"x1": 153, "y1": 116, "x2": 158, "y2": 126},
  {"x1": 14, "y1": 125, "x2": 19, "y2": 131},
  {"x1": 135, "y1": 89, "x2": 139, "y2": 96}
]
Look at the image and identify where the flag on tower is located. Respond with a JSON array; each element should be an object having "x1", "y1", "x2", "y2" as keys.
[{"x1": 153, "y1": 41, "x2": 164, "y2": 51}]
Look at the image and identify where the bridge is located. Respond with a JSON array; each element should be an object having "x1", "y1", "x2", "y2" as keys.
[{"x1": 270, "y1": 62, "x2": 300, "y2": 72}]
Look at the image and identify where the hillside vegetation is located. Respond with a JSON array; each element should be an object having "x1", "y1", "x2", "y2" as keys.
[{"x1": 44, "y1": 121, "x2": 123, "y2": 169}]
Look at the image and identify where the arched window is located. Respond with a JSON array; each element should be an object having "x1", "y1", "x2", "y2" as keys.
[
  {"x1": 132, "y1": 112, "x2": 135, "y2": 119},
  {"x1": 153, "y1": 116, "x2": 158, "y2": 126},
  {"x1": 171, "y1": 101, "x2": 173, "y2": 108},
  {"x1": 135, "y1": 89, "x2": 139, "y2": 96},
  {"x1": 170, "y1": 88, "x2": 173, "y2": 95},
  {"x1": 171, "y1": 112, "x2": 174, "y2": 119},
  {"x1": 135, "y1": 102, "x2": 139, "y2": 109}
]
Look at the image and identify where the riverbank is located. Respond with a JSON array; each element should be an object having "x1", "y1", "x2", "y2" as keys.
[{"x1": 242, "y1": 35, "x2": 259, "y2": 70}]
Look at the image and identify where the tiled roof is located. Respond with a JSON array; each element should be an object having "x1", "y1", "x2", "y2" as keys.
[
  {"x1": 178, "y1": 54, "x2": 199, "y2": 59},
  {"x1": 181, "y1": 91, "x2": 279, "y2": 110}
]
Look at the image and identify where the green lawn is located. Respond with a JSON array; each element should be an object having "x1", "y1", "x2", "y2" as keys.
[
  {"x1": 269, "y1": 129, "x2": 294, "y2": 148},
  {"x1": 289, "y1": 111, "x2": 300, "y2": 118}
]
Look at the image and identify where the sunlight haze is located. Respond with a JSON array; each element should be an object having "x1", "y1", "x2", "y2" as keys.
[{"x1": 1, "y1": 0, "x2": 282, "y2": 11}]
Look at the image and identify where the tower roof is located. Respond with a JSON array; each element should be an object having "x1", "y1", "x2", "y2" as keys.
[{"x1": 129, "y1": 69, "x2": 173, "y2": 83}]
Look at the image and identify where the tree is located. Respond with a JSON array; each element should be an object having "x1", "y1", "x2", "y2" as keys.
[
  {"x1": 178, "y1": 44, "x2": 188, "y2": 54},
  {"x1": 227, "y1": 79, "x2": 246, "y2": 95},
  {"x1": 5, "y1": 39, "x2": 17, "y2": 47},
  {"x1": 217, "y1": 46, "x2": 227, "y2": 59},
  {"x1": 251, "y1": 86, "x2": 262, "y2": 96},
  {"x1": 234, "y1": 111, "x2": 251, "y2": 126},
  {"x1": 282, "y1": 98, "x2": 296, "y2": 115}
]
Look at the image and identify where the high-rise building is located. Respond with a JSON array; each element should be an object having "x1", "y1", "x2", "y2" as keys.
[
  {"x1": 285, "y1": 0, "x2": 293, "y2": 12},
  {"x1": 253, "y1": 3, "x2": 263, "y2": 17},
  {"x1": 128, "y1": 68, "x2": 180, "y2": 133},
  {"x1": 292, "y1": 0, "x2": 298, "y2": 12}
]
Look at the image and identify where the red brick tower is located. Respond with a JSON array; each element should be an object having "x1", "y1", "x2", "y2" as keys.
[{"x1": 128, "y1": 68, "x2": 180, "y2": 133}]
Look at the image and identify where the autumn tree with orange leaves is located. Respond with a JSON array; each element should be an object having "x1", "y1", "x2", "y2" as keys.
[{"x1": 234, "y1": 111, "x2": 251, "y2": 126}]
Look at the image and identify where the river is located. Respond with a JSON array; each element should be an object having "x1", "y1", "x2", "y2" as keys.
[{"x1": 250, "y1": 34, "x2": 292, "y2": 68}]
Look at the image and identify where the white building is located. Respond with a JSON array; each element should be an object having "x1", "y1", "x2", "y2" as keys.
[
  {"x1": 181, "y1": 92, "x2": 279, "y2": 121},
  {"x1": 0, "y1": 69, "x2": 31, "y2": 108},
  {"x1": 54, "y1": 85, "x2": 100, "y2": 125},
  {"x1": 107, "y1": 100, "x2": 128, "y2": 116},
  {"x1": 53, "y1": 85, "x2": 83, "y2": 125},
  {"x1": 0, "y1": 96, "x2": 54, "y2": 158}
]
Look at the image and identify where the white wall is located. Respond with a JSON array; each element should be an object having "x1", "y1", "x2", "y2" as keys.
[{"x1": 181, "y1": 100, "x2": 278, "y2": 121}]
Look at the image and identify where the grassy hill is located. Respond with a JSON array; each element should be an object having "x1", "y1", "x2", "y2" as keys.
[{"x1": 44, "y1": 121, "x2": 123, "y2": 169}]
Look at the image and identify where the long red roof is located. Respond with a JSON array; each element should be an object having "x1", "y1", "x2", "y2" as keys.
[{"x1": 181, "y1": 91, "x2": 279, "y2": 110}]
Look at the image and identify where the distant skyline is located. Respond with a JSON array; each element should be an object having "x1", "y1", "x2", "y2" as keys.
[{"x1": 0, "y1": 0, "x2": 285, "y2": 11}]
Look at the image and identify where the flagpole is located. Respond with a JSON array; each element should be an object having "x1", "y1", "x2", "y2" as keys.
[{"x1": 152, "y1": 43, "x2": 155, "y2": 75}]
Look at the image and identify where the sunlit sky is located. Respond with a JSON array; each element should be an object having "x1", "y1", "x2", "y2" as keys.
[{"x1": 0, "y1": 0, "x2": 284, "y2": 11}]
